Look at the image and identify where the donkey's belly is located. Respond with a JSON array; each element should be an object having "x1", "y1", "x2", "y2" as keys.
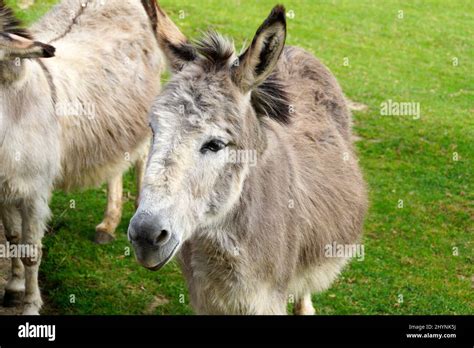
[
  {"x1": 56, "y1": 135, "x2": 150, "y2": 191},
  {"x1": 32, "y1": 0, "x2": 163, "y2": 191},
  {"x1": 49, "y1": 43, "x2": 160, "y2": 191}
]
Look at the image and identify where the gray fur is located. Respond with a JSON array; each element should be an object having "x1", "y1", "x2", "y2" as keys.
[
  {"x1": 0, "y1": 0, "x2": 164, "y2": 314},
  {"x1": 132, "y1": 4, "x2": 367, "y2": 315}
]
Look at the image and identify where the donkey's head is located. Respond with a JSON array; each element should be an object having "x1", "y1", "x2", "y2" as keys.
[
  {"x1": 0, "y1": 1, "x2": 55, "y2": 62},
  {"x1": 129, "y1": 5, "x2": 288, "y2": 270}
]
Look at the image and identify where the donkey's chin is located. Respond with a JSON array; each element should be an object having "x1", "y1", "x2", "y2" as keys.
[
  {"x1": 144, "y1": 247, "x2": 178, "y2": 271},
  {"x1": 144, "y1": 258, "x2": 171, "y2": 271},
  {"x1": 136, "y1": 239, "x2": 181, "y2": 272}
]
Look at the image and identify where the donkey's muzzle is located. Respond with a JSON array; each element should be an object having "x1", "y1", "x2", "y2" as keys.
[{"x1": 128, "y1": 212, "x2": 180, "y2": 271}]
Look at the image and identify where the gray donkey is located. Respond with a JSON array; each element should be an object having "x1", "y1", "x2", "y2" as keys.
[
  {"x1": 0, "y1": 0, "x2": 164, "y2": 314},
  {"x1": 129, "y1": 4, "x2": 368, "y2": 314}
]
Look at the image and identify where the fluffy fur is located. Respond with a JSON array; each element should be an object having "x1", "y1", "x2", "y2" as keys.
[
  {"x1": 0, "y1": 0, "x2": 164, "y2": 314},
  {"x1": 131, "y1": 5, "x2": 368, "y2": 314}
]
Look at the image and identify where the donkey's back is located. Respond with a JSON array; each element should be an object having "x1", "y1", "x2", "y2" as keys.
[
  {"x1": 32, "y1": 0, "x2": 152, "y2": 44},
  {"x1": 32, "y1": 0, "x2": 164, "y2": 190},
  {"x1": 277, "y1": 46, "x2": 351, "y2": 141}
]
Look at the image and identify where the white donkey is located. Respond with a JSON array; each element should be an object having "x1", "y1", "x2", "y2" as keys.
[
  {"x1": 129, "y1": 4, "x2": 367, "y2": 314},
  {"x1": 0, "y1": 0, "x2": 164, "y2": 315}
]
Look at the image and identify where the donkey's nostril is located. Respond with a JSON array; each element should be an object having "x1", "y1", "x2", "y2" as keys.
[
  {"x1": 154, "y1": 230, "x2": 170, "y2": 246},
  {"x1": 130, "y1": 212, "x2": 172, "y2": 247}
]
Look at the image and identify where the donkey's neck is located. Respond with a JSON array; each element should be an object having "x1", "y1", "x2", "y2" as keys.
[
  {"x1": 0, "y1": 59, "x2": 52, "y2": 120},
  {"x1": 202, "y1": 121, "x2": 295, "y2": 255},
  {"x1": 241, "y1": 121, "x2": 294, "y2": 226},
  {"x1": 0, "y1": 60, "x2": 27, "y2": 86}
]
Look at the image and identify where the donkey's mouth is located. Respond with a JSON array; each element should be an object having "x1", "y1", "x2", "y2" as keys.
[{"x1": 142, "y1": 241, "x2": 180, "y2": 272}]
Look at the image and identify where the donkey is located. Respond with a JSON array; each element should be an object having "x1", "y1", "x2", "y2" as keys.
[
  {"x1": 0, "y1": 0, "x2": 164, "y2": 315},
  {"x1": 128, "y1": 4, "x2": 368, "y2": 314}
]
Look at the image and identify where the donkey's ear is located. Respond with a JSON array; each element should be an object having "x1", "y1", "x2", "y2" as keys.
[
  {"x1": 231, "y1": 5, "x2": 286, "y2": 92},
  {"x1": 0, "y1": 33, "x2": 55, "y2": 60},
  {"x1": 0, "y1": 1, "x2": 54, "y2": 60},
  {"x1": 154, "y1": 2, "x2": 196, "y2": 72}
]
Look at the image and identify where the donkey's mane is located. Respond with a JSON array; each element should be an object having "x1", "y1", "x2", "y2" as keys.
[
  {"x1": 194, "y1": 31, "x2": 235, "y2": 69},
  {"x1": 0, "y1": 0, "x2": 32, "y2": 39},
  {"x1": 194, "y1": 31, "x2": 292, "y2": 125},
  {"x1": 251, "y1": 73, "x2": 291, "y2": 124}
]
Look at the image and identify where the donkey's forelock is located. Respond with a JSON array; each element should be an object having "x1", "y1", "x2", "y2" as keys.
[
  {"x1": 175, "y1": 31, "x2": 292, "y2": 125},
  {"x1": 194, "y1": 31, "x2": 236, "y2": 70},
  {"x1": 0, "y1": 0, "x2": 32, "y2": 39}
]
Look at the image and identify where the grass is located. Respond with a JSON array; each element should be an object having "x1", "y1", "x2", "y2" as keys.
[{"x1": 6, "y1": 0, "x2": 473, "y2": 314}]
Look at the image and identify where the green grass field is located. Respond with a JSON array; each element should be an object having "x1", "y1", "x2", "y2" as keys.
[{"x1": 6, "y1": 0, "x2": 473, "y2": 315}]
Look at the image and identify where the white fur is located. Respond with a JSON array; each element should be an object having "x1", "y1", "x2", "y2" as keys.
[{"x1": 0, "y1": 0, "x2": 164, "y2": 314}]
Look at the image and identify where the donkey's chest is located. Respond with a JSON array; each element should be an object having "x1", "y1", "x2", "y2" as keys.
[{"x1": 179, "y1": 241, "x2": 283, "y2": 314}]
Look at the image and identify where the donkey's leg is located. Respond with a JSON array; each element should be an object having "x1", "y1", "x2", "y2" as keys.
[
  {"x1": 0, "y1": 205, "x2": 25, "y2": 307},
  {"x1": 294, "y1": 293, "x2": 315, "y2": 315},
  {"x1": 134, "y1": 151, "x2": 148, "y2": 209},
  {"x1": 95, "y1": 175, "x2": 123, "y2": 244},
  {"x1": 20, "y1": 197, "x2": 49, "y2": 315}
]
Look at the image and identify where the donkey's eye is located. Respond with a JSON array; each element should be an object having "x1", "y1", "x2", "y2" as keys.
[{"x1": 200, "y1": 139, "x2": 227, "y2": 154}]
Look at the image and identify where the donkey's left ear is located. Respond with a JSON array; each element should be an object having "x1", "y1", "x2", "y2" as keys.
[
  {"x1": 153, "y1": 1, "x2": 196, "y2": 72},
  {"x1": 0, "y1": 33, "x2": 55, "y2": 60},
  {"x1": 232, "y1": 5, "x2": 286, "y2": 92}
]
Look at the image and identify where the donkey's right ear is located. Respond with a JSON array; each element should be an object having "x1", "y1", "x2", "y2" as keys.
[{"x1": 154, "y1": 2, "x2": 196, "y2": 72}]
